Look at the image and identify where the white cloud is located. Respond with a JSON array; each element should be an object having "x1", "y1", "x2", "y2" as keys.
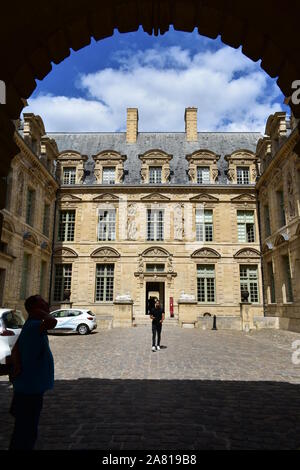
[{"x1": 26, "y1": 45, "x2": 283, "y2": 132}]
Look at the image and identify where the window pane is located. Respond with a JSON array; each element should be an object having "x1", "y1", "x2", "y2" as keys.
[
  {"x1": 98, "y1": 209, "x2": 116, "y2": 241},
  {"x1": 197, "y1": 167, "x2": 210, "y2": 184},
  {"x1": 146, "y1": 264, "x2": 165, "y2": 272},
  {"x1": 237, "y1": 211, "x2": 255, "y2": 242},
  {"x1": 268, "y1": 262, "x2": 276, "y2": 303},
  {"x1": 40, "y1": 261, "x2": 47, "y2": 297},
  {"x1": 240, "y1": 265, "x2": 259, "y2": 303},
  {"x1": 26, "y1": 189, "x2": 35, "y2": 226},
  {"x1": 95, "y1": 264, "x2": 114, "y2": 301},
  {"x1": 196, "y1": 210, "x2": 213, "y2": 242},
  {"x1": 102, "y1": 167, "x2": 115, "y2": 184},
  {"x1": 58, "y1": 210, "x2": 75, "y2": 242},
  {"x1": 246, "y1": 224, "x2": 255, "y2": 242},
  {"x1": 237, "y1": 167, "x2": 250, "y2": 184},
  {"x1": 197, "y1": 265, "x2": 215, "y2": 302},
  {"x1": 147, "y1": 209, "x2": 164, "y2": 241},
  {"x1": 54, "y1": 264, "x2": 72, "y2": 301},
  {"x1": 265, "y1": 206, "x2": 271, "y2": 236},
  {"x1": 283, "y1": 255, "x2": 293, "y2": 302},
  {"x1": 20, "y1": 254, "x2": 31, "y2": 299},
  {"x1": 277, "y1": 191, "x2": 286, "y2": 227},
  {"x1": 63, "y1": 167, "x2": 76, "y2": 184},
  {"x1": 149, "y1": 167, "x2": 162, "y2": 184},
  {"x1": 43, "y1": 204, "x2": 50, "y2": 236}
]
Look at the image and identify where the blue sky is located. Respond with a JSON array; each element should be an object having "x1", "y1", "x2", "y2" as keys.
[{"x1": 27, "y1": 27, "x2": 288, "y2": 132}]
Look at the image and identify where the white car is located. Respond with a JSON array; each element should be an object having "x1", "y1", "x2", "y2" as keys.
[
  {"x1": 50, "y1": 309, "x2": 97, "y2": 335},
  {"x1": 0, "y1": 309, "x2": 25, "y2": 364}
]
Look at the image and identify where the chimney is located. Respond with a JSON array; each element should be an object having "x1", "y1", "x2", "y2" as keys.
[
  {"x1": 185, "y1": 107, "x2": 198, "y2": 142},
  {"x1": 126, "y1": 108, "x2": 139, "y2": 143}
]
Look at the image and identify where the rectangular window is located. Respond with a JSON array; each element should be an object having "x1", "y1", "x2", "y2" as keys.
[
  {"x1": 267, "y1": 262, "x2": 276, "y2": 303},
  {"x1": 237, "y1": 210, "x2": 255, "y2": 242},
  {"x1": 98, "y1": 209, "x2": 116, "y2": 241},
  {"x1": 149, "y1": 167, "x2": 162, "y2": 184},
  {"x1": 40, "y1": 261, "x2": 47, "y2": 298},
  {"x1": 26, "y1": 188, "x2": 35, "y2": 226},
  {"x1": 102, "y1": 167, "x2": 116, "y2": 184},
  {"x1": 20, "y1": 253, "x2": 31, "y2": 299},
  {"x1": 197, "y1": 265, "x2": 215, "y2": 303},
  {"x1": 197, "y1": 167, "x2": 210, "y2": 184},
  {"x1": 240, "y1": 265, "x2": 259, "y2": 303},
  {"x1": 53, "y1": 264, "x2": 72, "y2": 302},
  {"x1": 264, "y1": 205, "x2": 271, "y2": 237},
  {"x1": 63, "y1": 167, "x2": 76, "y2": 185},
  {"x1": 146, "y1": 264, "x2": 165, "y2": 272},
  {"x1": 282, "y1": 255, "x2": 293, "y2": 302},
  {"x1": 196, "y1": 209, "x2": 213, "y2": 242},
  {"x1": 58, "y1": 210, "x2": 75, "y2": 242},
  {"x1": 277, "y1": 190, "x2": 286, "y2": 228},
  {"x1": 43, "y1": 203, "x2": 50, "y2": 237},
  {"x1": 237, "y1": 167, "x2": 250, "y2": 184},
  {"x1": 147, "y1": 209, "x2": 164, "y2": 241},
  {"x1": 95, "y1": 264, "x2": 114, "y2": 302}
]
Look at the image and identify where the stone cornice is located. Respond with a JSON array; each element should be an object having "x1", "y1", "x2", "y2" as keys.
[
  {"x1": 57, "y1": 150, "x2": 88, "y2": 161},
  {"x1": 138, "y1": 149, "x2": 172, "y2": 162},
  {"x1": 92, "y1": 150, "x2": 127, "y2": 162},
  {"x1": 256, "y1": 127, "x2": 300, "y2": 189},
  {"x1": 14, "y1": 131, "x2": 58, "y2": 190}
]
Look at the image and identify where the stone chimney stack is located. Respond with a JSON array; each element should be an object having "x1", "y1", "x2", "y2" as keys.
[
  {"x1": 126, "y1": 108, "x2": 139, "y2": 143},
  {"x1": 185, "y1": 107, "x2": 198, "y2": 142}
]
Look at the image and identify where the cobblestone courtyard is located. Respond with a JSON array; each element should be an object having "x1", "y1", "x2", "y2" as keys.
[{"x1": 1, "y1": 327, "x2": 300, "y2": 450}]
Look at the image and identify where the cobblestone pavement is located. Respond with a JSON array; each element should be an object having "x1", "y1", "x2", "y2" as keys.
[{"x1": 1, "y1": 327, "x2": 300, "y2": 450}]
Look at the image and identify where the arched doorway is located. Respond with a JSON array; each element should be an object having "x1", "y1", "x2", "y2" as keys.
[{"x1": 1, "y1": 0, "x2": 300, "y2": 237}]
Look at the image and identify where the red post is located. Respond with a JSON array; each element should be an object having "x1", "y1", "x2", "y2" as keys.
[{"x1": 170, "y1": 297, "x2": 174, "y2": 318}]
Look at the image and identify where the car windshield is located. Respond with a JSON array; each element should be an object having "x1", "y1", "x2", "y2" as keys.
[{"x1": 3, "y1": 310, "x2": 25, "y2": 329}]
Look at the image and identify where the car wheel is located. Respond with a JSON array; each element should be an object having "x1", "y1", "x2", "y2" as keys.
[{"x1": 77, "y1": 324, "x2": 90, "y2": 335}]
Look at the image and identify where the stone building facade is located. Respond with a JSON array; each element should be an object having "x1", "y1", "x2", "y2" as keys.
[
  {"x1": 48, "y1": 107, "x2": 265, "y2": 328},
  {"x1": 257, "y1": 111, "x2": 300, "y2": 332},
  {"x1": 2, "y1": 107, "x2": 299, "y2": 331},
  {"x1": 0, "y1": 114, "x2": 58, "y2": 312}
]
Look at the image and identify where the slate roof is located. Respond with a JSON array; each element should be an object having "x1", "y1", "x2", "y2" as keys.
[{"x1": 47, "y1": 132, "x2": 262, "y2": 185}]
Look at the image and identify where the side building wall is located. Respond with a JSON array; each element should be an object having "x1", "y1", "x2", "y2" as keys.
[
  {"x1": 0, "y1": 121, "x2": 58, "y2": 316},
  {"x1": 257, "y1": 112, "x2": 300, "y2": 332}
]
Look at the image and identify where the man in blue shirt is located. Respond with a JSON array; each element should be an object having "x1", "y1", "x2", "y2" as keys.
[{"x1": 8, "y1": 295, "x2": 57, "y2": 450}]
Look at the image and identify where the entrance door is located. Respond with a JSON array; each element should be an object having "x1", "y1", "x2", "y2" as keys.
[
  {"x1": 0, "y1": 269, "x2": 6, "y2": 306},
  {"x1": 146, "y1": 282, "x2": 165, "y2": 315}
]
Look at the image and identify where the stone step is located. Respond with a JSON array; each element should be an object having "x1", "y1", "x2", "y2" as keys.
[{"x1": 133, "y1": 316, "x2": 179, "y2": 327}]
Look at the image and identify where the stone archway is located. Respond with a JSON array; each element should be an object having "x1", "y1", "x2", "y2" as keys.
[{"x1": 1, "y1": 0, "x2": 300, "y2": 234}]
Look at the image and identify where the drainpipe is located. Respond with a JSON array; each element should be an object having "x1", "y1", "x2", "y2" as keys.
[
  {"x1": 256, "y1": 190, "x2": 267, "y2": 316},
  {"x1": 48, "y1": 189, "x2": 58, "y2": 307}
]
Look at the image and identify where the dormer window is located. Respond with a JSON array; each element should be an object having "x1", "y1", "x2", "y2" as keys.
[
  {"x1": 139, "y1": 150, "x2": 172, "y2": 184},
  {"x1": 197, "y1": 166, "x2": 210, "y2": 184},
  {"x1": 56, "y1": 151, "x2": 88, "y2": 185},
  {"x1": 186, "y1": 150, "x2": 219, "y2": 184},
  {"x1": 93, "y1": 151, "x2": 126, "y2": 184},
  {"x1": 149, "y1": 166, "x2": 162, "y2": 184},
  {"x1": 63, "y1": 167, "x2": 76, "y2": 185},
  {"x1": 237, "y1": 167, "x2": 250, "y2": 185},
  {"x1": 102, "y1": 167, "x2": 116, "y2": 185},
  {"x1": 225, "y1": 150, "x2": 258, "y2": 184}
]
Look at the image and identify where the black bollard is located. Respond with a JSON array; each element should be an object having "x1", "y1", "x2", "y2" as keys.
[{"x1": 212, "y1": 315, "x2": 217, "y2": 330}]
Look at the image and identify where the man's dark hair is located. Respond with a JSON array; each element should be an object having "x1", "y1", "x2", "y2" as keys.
[{"x1": 24, "y1": 295, "x2": 41, "y2": 313}]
